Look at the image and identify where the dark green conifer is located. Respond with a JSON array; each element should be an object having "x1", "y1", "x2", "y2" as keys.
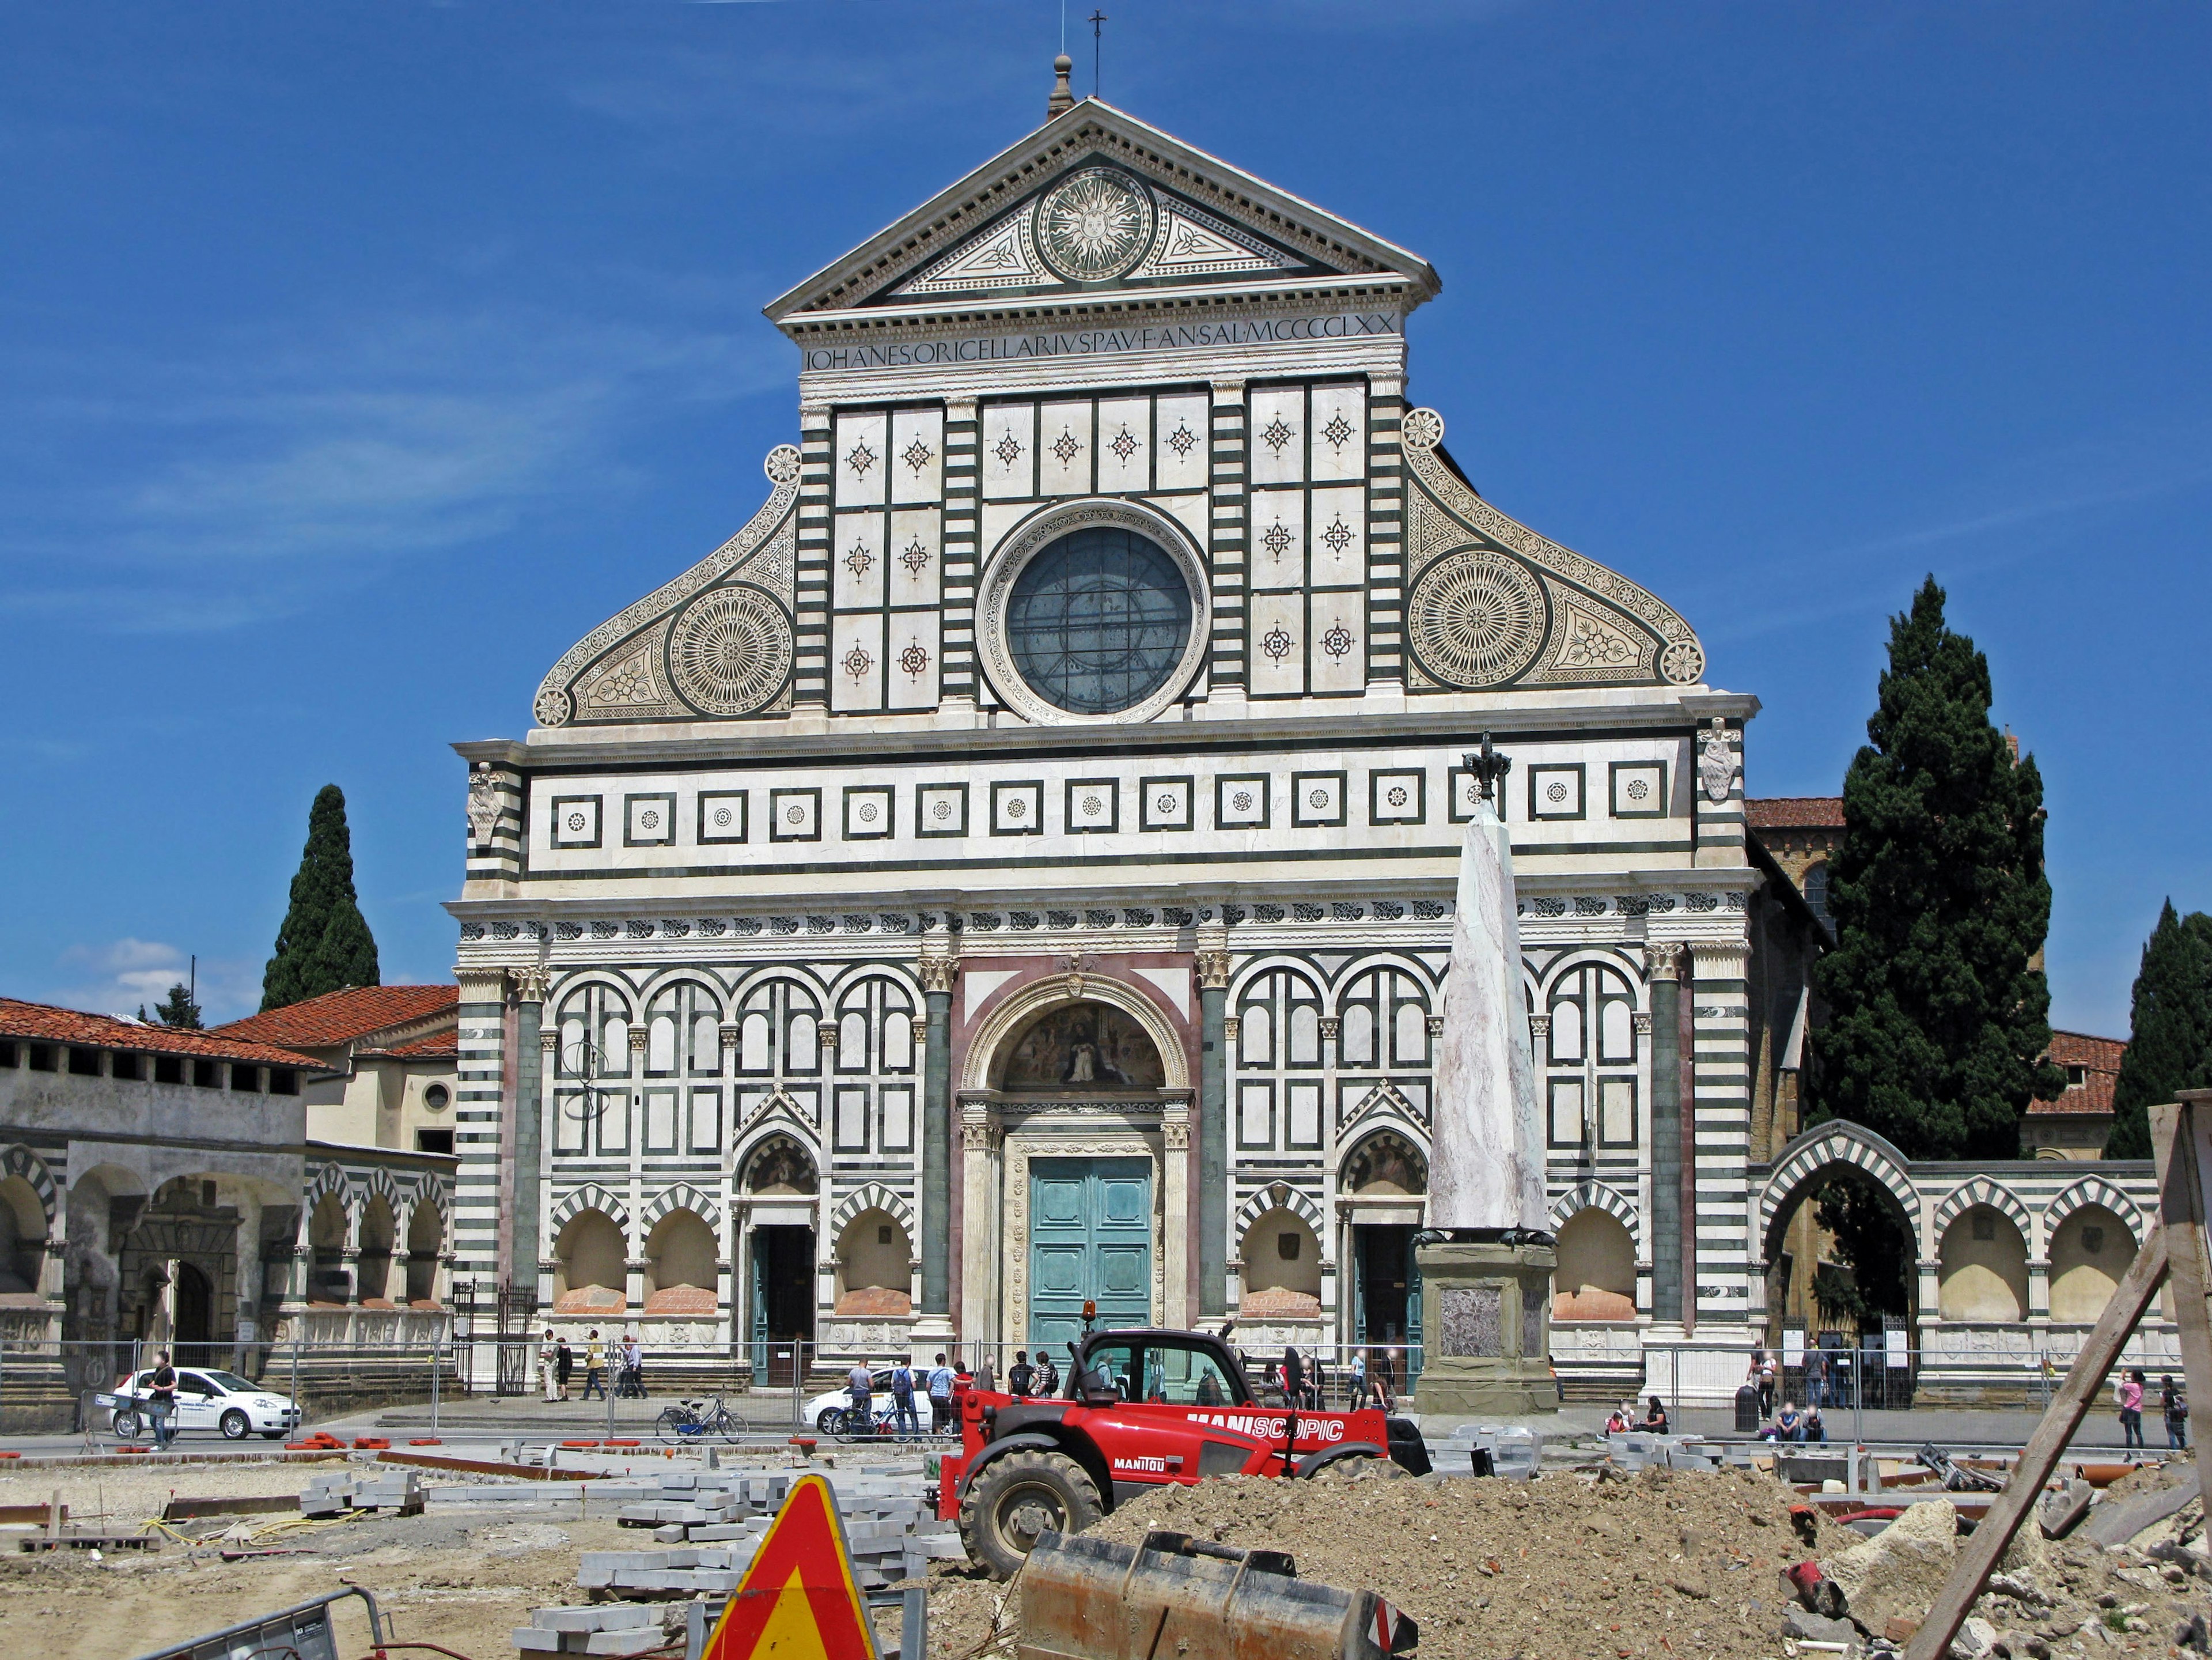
[
  {"x1": 260, "y1": 784, "x2": 380, "y2": 1011},
  {"x1": 142, "y1": 983, "x2": 203, "y2": 1029},
  {"x1": 1809, "y1": 577, "x2": 2063, "y2": 1159},
  {"x1": 2103, "y1": 901, "x2": 2212, "y2": 1158}
]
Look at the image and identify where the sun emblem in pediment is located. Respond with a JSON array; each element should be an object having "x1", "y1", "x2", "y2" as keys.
[{"x1": 1038, "y1": 167, "x2": 1155, "y2": 282}]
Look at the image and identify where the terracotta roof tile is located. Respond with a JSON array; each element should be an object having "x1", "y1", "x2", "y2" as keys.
[
  {"x1": 2027, "y1": 1030, "x2": 2127, "y2": 1116},
  {"x1": 212, "y1": 985, "x2": 457, "y2": 1049},
  {"x1": 361, "y1": 1033, "x2": 459, "y2": 1060},
  {"x1": 0, "y1": 997, "x2": 325, "y2": 1070},
  {"x1": 1745, "y1": 797, "x2": 1846, "y2": 830}
]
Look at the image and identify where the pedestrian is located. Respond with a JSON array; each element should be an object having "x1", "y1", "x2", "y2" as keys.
[
  {"x1": 555, "y1": 1334, "x2": 574, "y2": 1400},
  {"x1": 1349, "y1": 1349, "x2": 1369, "y2": 1411},
  {"x1": 146, "y1": 1348, "x2": 179, "y2": 1448},
  {"x1": 2162, "y1": 1375, "x2": 2188, "y2": 1449},
  {"x1": 1641, "y1": 1394, "x2": 1669, "y2": 1434},
  {"x1": 848, "y1": 1358, "x2": 875, "y2": 1430},
  {"x1": 2118, "y1": 1368, "x2": 2146, "y2": 1450},
  {"x1": 539, "y1": 1330, "x2": 559, "y2": 1404},
  {"x1": 891, "y1": 1356, "x2": 921, "y2": 1437},
  {"x1": 1775, "y1": 1401, "x2": 1802, "y2": 1442},
  {"x1": 1372, "y1": 1348, "x2": 1397, "y2": 1413},
  {"x1": 1760, "y1": 1350, "x2": 1778, "y2": 1417},
  {"x1": 974, "y1": 1352, "x2": 997, "y2": 1394},
  {"x1": 1800, "y1": 1404, "x2": 1827, "y2": 1444},
  {"x1": 1033, "y1": 1348, "x2": 1059, "y2": 1398},
  {"x1": 1309, "y1": 1351, "x2": 1330, "y2": 1410},
  {"x1": 1008, "y1": 1349, "x2": 1035, "y2": 1398},
  {"x1": 1805, "y1": 1348, "x2": 1828, "y2": 1409},
  {"x1": 1282, "y1": 1346, "x2": 1305, "y2": 1411},
  {"x1": 581, "y1": 1329, "x2": 606, "y2": 1400},
  {"x1": 927, "y1": 1352, "x2": 957, "y2": 1434},
  {"x1": 1605, "y1": 1400, "x2": 1634, "y2": 1435},
  {"x1": 621, "y1": 1333, "x2": 645, "y2": 1399}
]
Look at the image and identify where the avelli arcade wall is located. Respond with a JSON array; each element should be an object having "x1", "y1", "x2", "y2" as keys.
[{"x1": 442, "y1": 87, "x2": 2167, "y2": 1401}]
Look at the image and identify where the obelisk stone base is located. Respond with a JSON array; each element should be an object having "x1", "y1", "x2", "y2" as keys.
[{"x1": 1408, "y1": 1241, "x2": 1558, "y2": 1417}]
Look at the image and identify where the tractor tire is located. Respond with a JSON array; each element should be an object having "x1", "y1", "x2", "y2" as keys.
[{"x1": 959, "y1": 1448, "x2": 1102, "y2": 1580}]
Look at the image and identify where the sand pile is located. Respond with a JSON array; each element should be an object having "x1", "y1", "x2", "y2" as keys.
[{"x1": 922, "y1": 1462, "x2": 2212, "y2": 1660}]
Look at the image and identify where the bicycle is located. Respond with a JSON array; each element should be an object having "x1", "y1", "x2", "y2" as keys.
[
  {"x1": 830, "y1": 1399, "x2": 930, "y2": 1444},
  {"x1": 655, "y1": 1395, "x2": 748, "y2": 1445}
]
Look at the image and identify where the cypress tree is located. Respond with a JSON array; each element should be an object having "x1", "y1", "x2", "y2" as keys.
[
  {"x1": 142, "y1": 983, "x2": 203, "y2": 1029},
  {"x1": 261, "y1": 784, "x2": 381, "y2": 1011},
  {"x1": 1809, "y1": 577, "x2": 2063, "y2": 1160},
  {"x1": 2103, "y1": 901, "x2": 2212, "y2": 1158}
]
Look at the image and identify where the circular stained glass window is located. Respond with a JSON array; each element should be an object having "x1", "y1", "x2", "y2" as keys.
[{"x1": 1004, "y1": 526, "x2": 1192, "y2": 716}]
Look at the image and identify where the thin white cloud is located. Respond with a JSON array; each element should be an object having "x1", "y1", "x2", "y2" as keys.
[
  {"x1": 0, "y1": 306, "x2": 789, "y2": 634},
  {"x1": 44, "y1": 938, "x2": 261, "y2": 1022}
]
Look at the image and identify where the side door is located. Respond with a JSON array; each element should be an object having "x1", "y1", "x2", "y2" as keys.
[
  {"x1": 1076, "y1": 1340, "x2": 1225, "y2": 1497},
  {"x1": 173, "y1": 1371, "x2": 219, "y2": 1432}
]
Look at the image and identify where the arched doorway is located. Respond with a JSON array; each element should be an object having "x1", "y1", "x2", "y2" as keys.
[
  {"x1": 741, "y1": 1134, "x2": 816, "y2": 1382},
  {"x1": 1342, "y1": 1129, "x2": 1427, "y2": 1387},
  {"x1": 1758, "y1": 1122, "x2": 1921, "y2": 1403},
  {"x1": 173, "y1": 1261, "x2": 214, "y2": 1364}
]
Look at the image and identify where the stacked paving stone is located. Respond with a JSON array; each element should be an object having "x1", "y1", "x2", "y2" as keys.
[
  {"x1": 300, "y1": 1469, "x2": 425, "y2": 1518},
  {"x1": 512, "y1": 1605, "x2": 673, "y2": 1657}
]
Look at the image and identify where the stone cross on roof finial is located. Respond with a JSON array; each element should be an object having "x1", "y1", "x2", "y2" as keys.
[{"x1": 1464, "y1": 732, "x2": 1512, "y2": 805}]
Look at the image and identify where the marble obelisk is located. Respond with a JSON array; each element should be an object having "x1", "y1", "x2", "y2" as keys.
[{"x1": 1411, "y1": 735, "x2": 1558, "y2": 1417}]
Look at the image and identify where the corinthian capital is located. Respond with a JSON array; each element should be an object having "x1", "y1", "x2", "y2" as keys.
[
  {"x1": 1643, "y1": 941, "x2": 1684, "y2": 977},
  {"x1": 1195, "y1": 950, "x2": 1232, "y2": 989}
]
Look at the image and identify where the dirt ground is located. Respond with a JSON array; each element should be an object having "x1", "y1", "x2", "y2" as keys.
[
  {"x1": 0, "y1": 1458, "x2": 666, "y2": 1659},
  {"x1": 922, "y1": 1461, "x2": 2212, "y2": 1660}
]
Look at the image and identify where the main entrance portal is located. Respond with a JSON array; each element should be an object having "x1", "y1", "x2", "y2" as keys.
[{"x1": 1028, "y1": 1158, "x2": 1150, "y2": 1352}]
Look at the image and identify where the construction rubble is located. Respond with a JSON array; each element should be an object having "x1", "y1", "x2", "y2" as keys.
[{"x1": 923, "y1": 1453, "x2": 2212, "y2": 1660}]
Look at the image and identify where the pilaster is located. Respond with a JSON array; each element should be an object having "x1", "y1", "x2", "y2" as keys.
[
  {"x1": 1196, "y1": 927, "x2": 1230, "y2": 1318},
  {"x1": 918, "y1": 937, "x2": 957, "y2": 1321},
  {"x1": 793, "y1": 402, "x2": 833, "y2": 712},
  {"x1": 1645, "y1": 942, "x2": 1684, "y2": 1326},
  {"x1": 1206, "y1": 380, "x2": 1248, "y2": 704},
  {"x1": 1363, "y1": 373, "x2": 1406, "y2": 694},
  {"x1": 940, "y1": 396, "x2": 980, "y2": 711},
  {"x1": 512, "y1": 964, "x2": 548, "y2": 1306},
  {"x1": 1689, "y1": 936, "x2": 1752, "y2": 1326},
  {"x1": 452, "y1": 966, "x2": 510, "y2": 1294}
]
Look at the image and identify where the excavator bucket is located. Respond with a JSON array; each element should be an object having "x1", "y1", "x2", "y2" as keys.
[{"x1": 1018, "y1": 1529, "x2": 1416, "y2": 1660}]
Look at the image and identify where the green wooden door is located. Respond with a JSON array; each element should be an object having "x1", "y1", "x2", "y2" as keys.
[{"x1": 1028, "y1": 1157, "x2": 1151, "y2": 1355}]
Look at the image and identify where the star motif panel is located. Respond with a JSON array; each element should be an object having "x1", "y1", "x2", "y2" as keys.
[{"x1": 834, "y1": 411, "x2": 888, "y2": 506}]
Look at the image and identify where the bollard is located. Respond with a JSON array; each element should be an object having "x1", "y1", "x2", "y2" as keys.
[{"x1": 430, "y1": 1338, "x2": 441, "y2": 1440}]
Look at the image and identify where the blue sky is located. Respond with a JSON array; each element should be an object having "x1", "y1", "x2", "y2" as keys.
[{"x1": 2, "y1": 3, "x2": 2205, "y2": 1035}]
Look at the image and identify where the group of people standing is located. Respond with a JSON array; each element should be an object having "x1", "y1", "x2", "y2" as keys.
[
  {"x1": 1274, "y1": 1347, "x2": 1399, "y2": 1412},
  {"x1": 537, "y1": 1329, "x2": 647, "y2": 1402},
  {"x1": 2115, "y1": 1369, "x2": 2188, "y2": 1450}
]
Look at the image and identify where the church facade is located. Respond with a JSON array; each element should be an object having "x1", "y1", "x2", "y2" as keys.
[{"x1": 448, "y1": 86, "x2": 1777, "y2": 1387}]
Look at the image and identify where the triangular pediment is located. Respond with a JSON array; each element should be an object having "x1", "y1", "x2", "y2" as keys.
[{"x1": 766, "y1": 101, "x2": 1438, "y2": 327}]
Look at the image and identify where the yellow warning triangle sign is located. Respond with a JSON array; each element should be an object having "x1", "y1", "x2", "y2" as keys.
[{"x1": 701, "y1": 1473, "x2": 880, "y2": 1660}]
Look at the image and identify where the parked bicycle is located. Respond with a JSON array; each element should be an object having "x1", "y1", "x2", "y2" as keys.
[
  {"x1": 828, "y1": 1399, "x2": 934, "y2": 1445},
  {"x1": 654, "y1": 1395, "x2": 748, "y2": 1445}
]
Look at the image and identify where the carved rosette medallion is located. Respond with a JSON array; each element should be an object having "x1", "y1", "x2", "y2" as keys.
[
  {"x1": 1407, "y1": 549, "x2": 1547, "y2": 689},
  {"x1": 667, "y1": 584, "x2": 793, "y2": 717},
  {"x1": 1036, "y1": 167, "x2": 1156, "y2": 283}
]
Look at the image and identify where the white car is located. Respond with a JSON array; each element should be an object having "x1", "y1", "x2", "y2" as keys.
[
  {"x1": 806, "y1": 1369, "x2": 896, "y2": 1434},
  {"x1": 103, "y1": 1368, "x2": 304, "y2": 1441}
]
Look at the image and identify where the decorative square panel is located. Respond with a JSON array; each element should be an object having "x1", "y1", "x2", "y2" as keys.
[
  {"x1": 1248, "y1": 592, "x2": 1304, "y2": 698},
  {"x1": 1292, "y1": 770, "x2": 1347, "y2": 828},
  {"x1": 916, "y1": 782, "x2": 968, "y2": 838},
  {"x1": 1309, "y1": 592, "x2": 1364, "y2": 694},
  {"x1": 1609, "y1": 760, "x2": 1669, "y2": 819},
  {"x1": 1139, "y1": 774, "x2": 1193, "y2": 833},
  {"x1": 888, "y1": 406, "x2": 944, "y2": 505},
  {"x1": 991, "y1": 779, "x2": 1043, "y2": 837},
  {"x1": 1307, "y1": 485, "x2": 1368, "y2": 585},
  {"x1": 769, "y1": 788, "x2": 821, "y2": 842},
  {"x1": 1248, "y1": 385, "x2": 1305, "y2": 487},
  {"x1": 549, "y1": 795, "x2": 601, "y2": 849},
  {"x1": 980, "y1": 402, "x2": 1035, "y2": 500},
  {"x1": 1369, "y1": 769, "x2": 1426, "y2": 825},
  {"x1": 1095, "y1": 396, "x2": 1149, "y2": 494},
  {"x1": 1065, "y1": 777, "x2": 1119, "y2": 835},
  {"x1": 1309, "y1": 381, "x2": 1368, "y2": 483},
  {"x1": 1249, "y1": 489, "x2": 1304, "y2": 591},
  {"x1": 887, "y1": 612, "x2": 939, "y2": 712},
  {"x1": 697, "y1": 791, "x2": 747, "y2": 845},
  {"x1": 624, "y1": 792, "x2": 677, "y2": 848},
  {"x1": 843, "y1": 785, "x2": 893, "y2": 841},
  {"x1": 831, "y1": 613, "x2": 885, "y2": 714},
  {"x1": 1215, "y1": 774, "x2": 1272, "y2": 830},
  {"x1": 1154, "y1": 394, "x2": 1210, "y2": 493},
  {"x1": 1528, "y1": 762, "x2": 1586, "y2": 822},
  {"x1": 1037, "y1": 399, "x2": 1092, "y2": 496},
  {"x1": 887, "y1": 507, "x2": 940, "y2": 608},
  {"x1": 834, "y1": 410, "x2": 887, "y2": 507},
  {"x1": 831, "y1": 511, "x2": 886, "y2": 610}
]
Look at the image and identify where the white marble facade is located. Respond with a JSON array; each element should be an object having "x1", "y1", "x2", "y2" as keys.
[{"x1": 449, "y1": 97, "x2": 1781, "y2": 1379}]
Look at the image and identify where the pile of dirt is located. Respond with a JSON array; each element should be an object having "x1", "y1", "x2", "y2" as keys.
[{"x1": 922, "y1": 1464, "x2": 2212, "y2": 1660}]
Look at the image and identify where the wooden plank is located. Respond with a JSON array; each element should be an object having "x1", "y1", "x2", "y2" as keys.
[
  {"x1": 373, "y1": 1449, "x2": 605, "y2": 1480},
  {"x1": 2166, "y1": 1092, "x2": 2212, "y2": 1517},
  {"x1": 1900, "y1": 1223, "x2": 2172, "y2": 1660},
  {"x1": 0, "y1": 1504, "x2": 65, "y2": 1526}
]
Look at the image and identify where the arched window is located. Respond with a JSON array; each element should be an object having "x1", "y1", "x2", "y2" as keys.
[
  {"x1": 828, "y1": 978, "x2": 919, "y2": 1155},
  {"x1": 1234, "y1": 970, "x2": 1325, "y2": 1151},
  {"x1": 1802, "y1": 862, "x2": 1831, "y2": 922},
  {"x1": 552, "y1": 983, "x2": 634, "y2": 1158},
  {"x1": 643, "y1": 982, "x2": 725, "y2": 1155},
  {"x1": 1338, "y1": 967, "x2": 1430, "y2": 1071},
  {"x1": 1544, "y1": 961, "x2": 1638, "y2": 1152},
  {"x1": 733, "y1": 978, "x2": 824, "y2": 1135}
]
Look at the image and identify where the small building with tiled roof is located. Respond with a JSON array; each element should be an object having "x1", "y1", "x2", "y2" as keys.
[
  {"x1": 212, "y1": 984, "x2": 460, "y2": 1158},
  {"x1": 0, "y1": 990, "x2": 460, "y2": 1427},
  {"x1": 2021, "y1": 1031, "x2": 2128, "y2": 1160}
]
